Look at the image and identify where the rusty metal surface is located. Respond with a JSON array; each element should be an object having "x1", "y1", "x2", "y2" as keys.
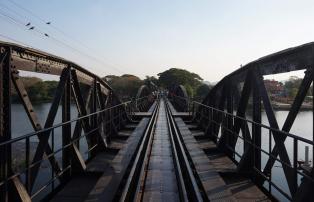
[
  {"x1": 0, "y1": 41, "x2": 150, "y2": 200},
  {"x1": 188, "y1": 42, "x2": 314, "y2": 201},
  {"x1": 204, "y1": 42, "x2": 314, "y2": 102},
  {"x1": 1, "y1": 41, "x2": 111, "y2": 95}
]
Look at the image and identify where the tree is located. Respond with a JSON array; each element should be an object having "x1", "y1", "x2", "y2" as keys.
[
  {"x1": 284, "y1": 76, "x2": 303, "y2": 98},
  {"x1": 158, "y1": 68, "x2": 202, "y2": 87},
  {"x1": 144, "y1": 76, "x2": 159, "y2": 86},
  {"x1": 196, "y1": 84, "x2": 211, "y2": 99},
  {"x1": 157, "y1": 68, "x2": 203, "y2": 97},
  {"x1": 103, "y1": 74, "x2": 144, "y2": 100},
  {"x1": 12, "y1": 77, "x2": 59, "y2": 103}
]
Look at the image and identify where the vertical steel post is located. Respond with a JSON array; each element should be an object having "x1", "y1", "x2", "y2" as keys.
[
  {"x1": 91, "y1": 78, "x2": 98, "y2": 155},
  {"x1": 62, "y1": 66, "x2": 71, "y2": 180},
  {"x1": 293, "y1": 138, "x2": 298, "y2": 195},
  {"x1": 226, "y1": 82, "x2": 234, "y2": 157},
  {"x1": 253, "y1": 82, "x2": 261, "y2": 170},
  {"x1": 0, "y1": 47, "x2": 11, "y2": 202}
]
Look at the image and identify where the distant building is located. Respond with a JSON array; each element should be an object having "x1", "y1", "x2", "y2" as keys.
[{"x1": 264, "y1": 79, "x2": 286, "y2": 97}]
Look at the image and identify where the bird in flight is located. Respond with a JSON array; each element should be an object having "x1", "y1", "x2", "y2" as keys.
[
  {"x1": 46, "y1": 22, "x2": 51, "y2": 25},
  {"x1": 44, "y1": 33, "x2": 49, "y2": 37},
  {"x1": 25, "y1": 22, "x2": 31, "y2": 26},
  {"x1": 29, "y1": 26, "x2": 35, "y2": 30}
]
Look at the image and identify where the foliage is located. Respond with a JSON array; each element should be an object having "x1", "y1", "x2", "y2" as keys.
[
  {"x1": 104, "y1": 74, "x2": 144, "y2": 100},
  {"x1": 284, "y1": 76, "x2": 312, "y2": 98},
  {"x1": 185, "y1": 84, "x2": 194, "y2": 98},
  {"x1": 157, "y1": 68, "x2": 203, "y2": 97},
  {"x1": 12, "y1": 77, "x2": 58, "y2": 103},
  {"x1": 284, "y1": 76, "x2": 302, "y2": 98},
  {"x1": 11, "y1": 68, "x2": 213, "y2": 103},
  {"x1": 195, "y1": 84, "x2": 212, "y2": 100},
  {"x1": 144, "y1": 76, "x2": 159, "y2": 86}
]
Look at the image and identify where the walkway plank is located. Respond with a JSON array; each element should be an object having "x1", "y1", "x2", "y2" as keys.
[
  {"x1": 50, "y1": 116, "x2": 151, "y2": 202},
  {"x1": 169, "y1": 100, "x2": 270, "y2": 202}
]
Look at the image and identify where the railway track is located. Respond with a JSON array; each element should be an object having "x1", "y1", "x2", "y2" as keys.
[{"x1": 119, "y1": 97, "x2": 207, "y2": 202}]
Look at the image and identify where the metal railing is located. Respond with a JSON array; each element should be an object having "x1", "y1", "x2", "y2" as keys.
[
  {"x1": 0, "y1": 98, "x2": 143, "y2": 200},
  {"x1": 192, "y1": 100, "x2": 314, "y2": 201}
]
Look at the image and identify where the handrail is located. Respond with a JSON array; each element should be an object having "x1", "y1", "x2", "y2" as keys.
[
  {"x1": 190, "y1": 99, "x2": 314, "y2": 201},
  {"x1": 192, "y1": 101, "x2": 314, "y2": 145},
  {"x1": 171, "y1": 95, "x2": 314, "y2": 145},
  {"x1": 0, "y1": 100, "x2": 132, "y2": 147},
  {"x1": 0, "y1": 96, "x2": 152, "y2": 200}
]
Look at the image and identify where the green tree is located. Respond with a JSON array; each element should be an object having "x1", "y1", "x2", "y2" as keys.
[
  {"x1": 44, "y1": 81, "x2": 58, "y2": 99},
  {"x1": 144, "y1": 76, "x2": 159, "y2": 86},
  {"x1": 103, "y1": 74, "x2": 144, "y2": 100},
  {"x1": 28, "y1": 81, "x2": 48, "y2": 102},
  {"x1": 157, "y1": 68, "x2": 203, "y2": 97},
  {"x1": 196, "y1": 84, "x2": 211, "y2": 99},
  {"x1": 284, "y1": 76, "x2": 303, "y2": 98},
  {"x1": 158, "y1": 68, "x2": 202, "y2": 87}
]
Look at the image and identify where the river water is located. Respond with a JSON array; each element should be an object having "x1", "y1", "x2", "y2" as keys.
[{"x1": 10, "y1": 103, "x2": 313, "y2": 201}]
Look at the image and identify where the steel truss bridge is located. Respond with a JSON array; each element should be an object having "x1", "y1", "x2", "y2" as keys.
[{"x1": 0, "y1": 41, "x2": 314, "y2": 201}]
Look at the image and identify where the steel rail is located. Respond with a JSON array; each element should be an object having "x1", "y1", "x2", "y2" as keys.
[
  {"x1": 120, "y1": 97, "x2": 201, "y2": 202},
  {"x1": 165, "y1": 99, "x2": 205, "y2": 202},
  {"x1": 118, "y1": 99, "x2": 160, "y2": 201},
  {"x1": 165, "y1": 99, "x2": 189, "y2": 202}
]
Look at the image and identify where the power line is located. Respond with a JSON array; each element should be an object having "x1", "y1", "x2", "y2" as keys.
[
  {"x1": 5, "y1": 0, "x2": 128, "y2": 75},
  {"x1": 0, "y1": 6, "x2": 125, "y2": 75},
  {"x1": 0, "y1": 8, "x2": 44, "y2": 37},
  {"x1": 0, "y1": 33, "x2": 33, "y2": 48},
  {"x1": 0, "y1": 10, "x2": 101, "y2": 70}
]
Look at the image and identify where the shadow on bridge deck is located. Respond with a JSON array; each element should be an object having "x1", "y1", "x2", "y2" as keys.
[{"x1": 49, "y1": 103, "x2": 157, "y2": 202}]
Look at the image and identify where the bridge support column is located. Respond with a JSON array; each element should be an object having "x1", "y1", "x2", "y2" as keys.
[
  {"x1": 0, "y1": 46, "x2": 12, "y2": 202},
  {"x1": 252, "y1": 80, "x2": 261, "y2": 174},
  {"x1": 225, "y1": 82, "x2": 234, "y2": 157},
  {"x1": 90, "y1": 78, "x2": 101, "y2": 156},
  {"x1": 0, "y1": 48, "x2": 30, "y2": 202},
  {"x1": 62, "y1": 66, "x2": 71, "y2": 180}
]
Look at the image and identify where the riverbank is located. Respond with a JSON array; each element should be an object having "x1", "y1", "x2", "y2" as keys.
[{"x1": 272, "y1": 102, "x2": 312, "y2": 111}]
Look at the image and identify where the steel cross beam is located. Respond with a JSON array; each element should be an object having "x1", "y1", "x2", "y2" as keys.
[
  {"x1": 28, "y1": 68, "x2": 70, "y2": 191},
  {"x1": 193, "y1": 42, "x2": 314, "y2": 200},
  {"x1": 263, "y1": 69, "x2": 313, "y2": 174}
]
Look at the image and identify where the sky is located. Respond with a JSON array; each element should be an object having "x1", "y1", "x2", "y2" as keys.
[{"x1": 0, "y1": 0, "x2": 314, "y2": 82}]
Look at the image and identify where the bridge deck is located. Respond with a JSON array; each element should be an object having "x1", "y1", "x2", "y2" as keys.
[
  {"x1": 175, "y1": 117, "x2": 269, "y2": 201},
  {"x1": 51, "y1": 115, "x2": 152, "y2": 201},
  {"x1": 49, "y1": 100, "x2": 270, "y2": 202},
  {"x1": 141, "y1": 99, "x2": 179, "y2": 201},
  {"x1": 170, "y1": 101, "x2": 270, "y2": 202}
]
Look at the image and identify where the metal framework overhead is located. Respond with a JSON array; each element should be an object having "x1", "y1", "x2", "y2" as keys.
[
  {"x1": 191, "y1": 42, "x2": 314, "y2": 201},
  {"x1": 168, "y1": 84, "x2": 189, "y2": 112},
  {"x1": 135, "y1": 84, "x2": 156, "y2": 112},
  {"x1": 0, "y1": 41, "x2": 153, "y2": 201}
]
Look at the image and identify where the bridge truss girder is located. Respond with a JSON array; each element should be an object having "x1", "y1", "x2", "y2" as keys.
[
  {"x1": 135, "y1": 84, "x2": 156, "y2": 112},
  {"x1": 193, "y1": 42, "x2": 314, "y2": 201},
  {"x1": 168, "y1": 84, "x2": 189, "y2": 112},
  {"x1": 0, "y1": 42, "x2": 132, "y2": 201}
]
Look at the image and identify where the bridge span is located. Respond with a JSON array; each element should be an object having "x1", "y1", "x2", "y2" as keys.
[{"x1": 0, "y1": 41, "x2": 314, "y2": 201}]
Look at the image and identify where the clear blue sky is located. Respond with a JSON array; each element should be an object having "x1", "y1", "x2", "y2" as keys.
[{"x1": 0, "y1": 0, "x2": 313, "y2": 82}]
